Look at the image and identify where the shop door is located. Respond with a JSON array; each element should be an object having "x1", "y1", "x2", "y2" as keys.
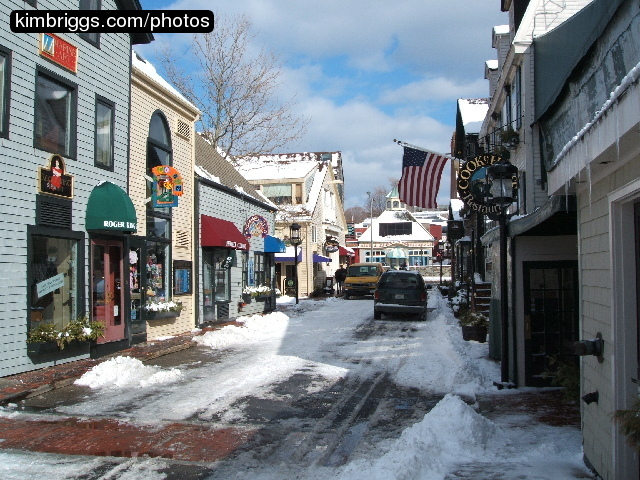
[
  {"x1": 92, "y1": 239, "x2": 125, "y2": 343},
  {"x1": 523, "y1": 261, "x2": 579, "y2": 386}
]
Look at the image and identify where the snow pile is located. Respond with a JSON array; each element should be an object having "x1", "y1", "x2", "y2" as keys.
[
  {"x1": 338, "y1": 394, "x2": 498, "y2": 480},
  {"x1": 74, "y1": 356, "x2": 182, "y2": 389},
  {"x1": 193, "y1": 311, "x2": 289, "y2": 349}
]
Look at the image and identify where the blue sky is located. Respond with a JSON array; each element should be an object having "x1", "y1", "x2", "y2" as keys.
[{"x1": 136, "y1": 1, "x2": 508, "y2": 209}]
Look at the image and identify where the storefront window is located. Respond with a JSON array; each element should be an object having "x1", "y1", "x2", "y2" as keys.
[
  {"x1": 146, "y1": 240, "x2": 169, "y2": 302},
  {"x1": 203, "y1": 249, "x2": 231, "y2": 321},
  {"x1": 213, "y1": 250, "x2": 230, "y2": 302},
  {"x1": 254, "y1": 253, "x2": 265, "y2": 286},
  {"x1": 146, "y1": 111, "x2": 172, "y2": 307},
  {"x1": 29, "y1": 234, "x2": 79, "y2": 330}
]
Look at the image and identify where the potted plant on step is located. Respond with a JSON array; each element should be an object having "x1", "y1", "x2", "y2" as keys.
[{"x1": 458, "y1": 308, "x2": 488, "y2": 343}]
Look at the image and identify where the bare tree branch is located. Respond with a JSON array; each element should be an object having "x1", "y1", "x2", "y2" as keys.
[{"x1": 159, "y1": 14, "x2": 308, "y2": 158}]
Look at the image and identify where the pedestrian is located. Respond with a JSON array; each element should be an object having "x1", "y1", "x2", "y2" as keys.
[{"x1": 334, "y1": 264, "x2": 347, "y2": 295}]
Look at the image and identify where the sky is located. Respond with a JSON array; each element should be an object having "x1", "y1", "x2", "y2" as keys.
[
  {"x1": 135, "y1": 1, "x2": 509, "y2": 209},
  {"x1": 0, "y1": 291, "x2": 592, "y2": 479}
]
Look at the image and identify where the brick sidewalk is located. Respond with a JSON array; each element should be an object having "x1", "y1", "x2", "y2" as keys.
[{"x1": 0, "y1": 323, "x2": 239, "y2": 407}]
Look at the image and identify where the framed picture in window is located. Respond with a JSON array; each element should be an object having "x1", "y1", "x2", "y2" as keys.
[{"x1": 173, "y1": 260, "x2": 192, "y2": 295}]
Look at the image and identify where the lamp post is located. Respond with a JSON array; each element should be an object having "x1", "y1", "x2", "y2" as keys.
[
  {"x1": 486, "y1": 158, "x2": 518, "y2": 384},
  {"x1": 367, "y1": 192, "x2": 373, "y2": 263},
  {"x1": 289, "y1": 222, "x2": 302, "y2": 305}
]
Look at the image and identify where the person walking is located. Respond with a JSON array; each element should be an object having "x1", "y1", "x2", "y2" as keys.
[{"x1": 334, "y1": 264, "x2": 347, "y2": 296}]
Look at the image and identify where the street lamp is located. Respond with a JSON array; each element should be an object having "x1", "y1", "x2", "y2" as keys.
[
  {"x1": 289, "y1": 222, "x2": 302, "y2": 305},
  {"x1": 486, "y1": 158, "x2": 519, "y2": 384},
  {"x1": 367, "y1": 192, "x2": 373, "y2": 263}
]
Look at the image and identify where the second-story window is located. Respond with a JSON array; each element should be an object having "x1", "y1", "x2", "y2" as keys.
[
  {"x1": 95, "y1": 96, "x2": 114, "y2": 169},
  {"x1": 34, "y1": 70, "x2": 77, "y2": 158},
  {"x1": 263, "y1": 183, "x2": 292, "y2": 204},
  {"x1": 79, "y1": 0, "x2": 101, "y2": 46},
  {"x1": 0, "y1": 47, "x2": 11, "y2": 139}
]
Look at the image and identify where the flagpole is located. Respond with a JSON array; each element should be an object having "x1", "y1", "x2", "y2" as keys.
[{"x1": 393, "y1": 139, "x2": 462, "y2": 162}]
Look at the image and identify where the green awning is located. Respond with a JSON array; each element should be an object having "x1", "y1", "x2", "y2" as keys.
[{"x1": 85, "y1": 181, "x2": 137, "y2": 232}]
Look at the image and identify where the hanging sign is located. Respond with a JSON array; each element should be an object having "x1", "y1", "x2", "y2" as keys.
[
  {"x1": 38, "y1": 155, "x2": 74, "y2": 199},
  {"x1": 151, "y1": 165, "x2": 183, "y2": 208},
  {"x1": 456, "y1": 155, "x2": 504, "y2": 220},
  {"x1": 243, "y1": 215, "x2": 269, "y2": 239},
  {"x1": 325, "y1": 238, "x2": 339, "y2": 253}
]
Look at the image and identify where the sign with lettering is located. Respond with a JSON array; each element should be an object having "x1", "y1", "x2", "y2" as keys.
[
  {"x1": 243, "y1": 215, "x2": 269, "y2": 239},
  {"x1": 40, "y1": 33, "x2": 78, "y2": 73},
  {"x1": 456, "y1": 155, "x2": 504, "y2": 220},
  {"x1": 38, "y1": 155, "x2": 74, "y2": 199},
  {"x1": 152, "y1": 165, "x2": 183, "y2": 208},
  {"x1": 325, "y1": 238, "x2": 340, "y2": 253},
  {"x1": 36, "y1": 272, "x2": 64, "y2": 299}
]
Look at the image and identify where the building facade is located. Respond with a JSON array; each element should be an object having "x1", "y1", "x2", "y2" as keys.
[
  {"x1": 194, "y1": 135, "x2": 280, "y2": 321},
  {"x1": 0, "y1": 1, "x2": 152, "y2": 376},
  {"x1": 129, "y1": 50, "x2": 200, "y2": 341},
  {"x1": 357, "y1": 189, "x2": 435, "y2": 270},
  {"x1": 235, "y1": 152, "x2": 347, "y2": 296},
  {"x1": 473, "y1": 0, "x2": 639, "y2": 477},
  {"x1": 536, "y1": 1, "x2": 640, "y2": 477}
]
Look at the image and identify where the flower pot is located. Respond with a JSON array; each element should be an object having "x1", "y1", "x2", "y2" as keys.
[
  {"x1": 27, "y1": 340, "x2": 90, "y2": 363},
  {"x1": 461, "y1": 326, "x2": 488, "y2": 343},
  {"x1": 242, "y1": 294, "x2": 253, "y2": 304},
  {"x1": 145, "y1": 310, "x2": 180, "y2": 321}
]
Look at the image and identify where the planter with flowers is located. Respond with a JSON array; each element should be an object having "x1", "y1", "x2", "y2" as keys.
[
  {"x1": 27, "y1": 315, "x2": 105, "y2": 361},
  {"x1": 458, "y1": 308, "x2": 489, "y2": 343},
  {"x1": 145, "y1": 299, "x2": 184, "y2": 320},
  {"x1": 243, "y1": 285, "x2": 273, "y2": 302}
]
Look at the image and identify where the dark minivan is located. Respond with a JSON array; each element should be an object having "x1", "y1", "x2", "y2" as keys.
[{"x1": 373, "y1": 270, "x2": 429, "y2": 320}]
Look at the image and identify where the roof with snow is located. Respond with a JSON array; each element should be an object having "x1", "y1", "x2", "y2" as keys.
[
  {"x1": 360, "y1": 209, "x2": 435, "y2": 243},
  {"x1": 194, "y1": 135, "x2": 275, "y2": 209},
  {"x1": 458, "y1": 99, "x2": 489, "y2": 134},
  {"x1": 131, "y1": 50, "x2": 198, "y2": 114},
  {"x1": 233, "y1": 152, "x2": 341, "y2": 182}
]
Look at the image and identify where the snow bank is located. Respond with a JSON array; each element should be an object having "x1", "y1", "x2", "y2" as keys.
[
  {"x1": 74, "y1": 356, "x2": 182, "y2": 389},
  {"x1": 338, "y1": 394, "x2": 497, "y2": 480},
  {"x1": 193, "y1": 311, "x2": 289, "y2": 349}
]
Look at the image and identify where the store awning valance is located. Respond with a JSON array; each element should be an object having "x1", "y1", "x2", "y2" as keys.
[
  {"x1": 275, "y1": 246, "x2": 302, "y2": 262},
  {"x1": 386, "y1": 248, "x2": 407, "y2": 259},
  {"x1": 201, "y1": 215, "x2": 249, "y2": 250},
  {"x1": 85, "y1": 181, "x2": 137, "y2": 232},
  {"x1": 339, "y1": 246, "x2": 355, "y2": 257},
  {"x1": 264, "y1": 235, "x2": 286, "y2": 253},
  {"x1": 313, "y1": 253, "x2": 332, "y2": 263}
]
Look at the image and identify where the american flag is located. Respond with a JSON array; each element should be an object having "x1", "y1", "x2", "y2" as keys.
[{"x1": 398, "y1": 147, "x2": 449, "y2": 209}]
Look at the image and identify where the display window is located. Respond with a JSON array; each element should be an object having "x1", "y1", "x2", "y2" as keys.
[{"x1": 28, "y1": 229, "x2": 82, "y2": 333}]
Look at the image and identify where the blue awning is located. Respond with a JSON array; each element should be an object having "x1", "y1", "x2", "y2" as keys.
[
  {"x1": 264, "y1": 235, "x2": 286, "y2": 253},
  {"x1": 313, "y1": 253, "x2": 332, "y2": 263},
  {"x1": 275, "y1": 246, "x2": 302, "y2": 262}
]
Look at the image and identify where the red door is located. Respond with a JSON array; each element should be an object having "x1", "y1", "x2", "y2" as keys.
[{"x1": 91, "y1": 239, "x2": 125, "y2": 343}]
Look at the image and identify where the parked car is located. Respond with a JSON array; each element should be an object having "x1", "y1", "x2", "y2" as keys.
[
  {"x1": 373, "y1": 270, "x2": 429, "y2": 320},
  {"x1": 344, "y1": 262, "x2": 385, "y2": 299}
]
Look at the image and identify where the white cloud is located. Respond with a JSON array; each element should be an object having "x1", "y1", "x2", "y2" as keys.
[{"x1": 138, "y1": 0, "x2": 507, "y2": 209}]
